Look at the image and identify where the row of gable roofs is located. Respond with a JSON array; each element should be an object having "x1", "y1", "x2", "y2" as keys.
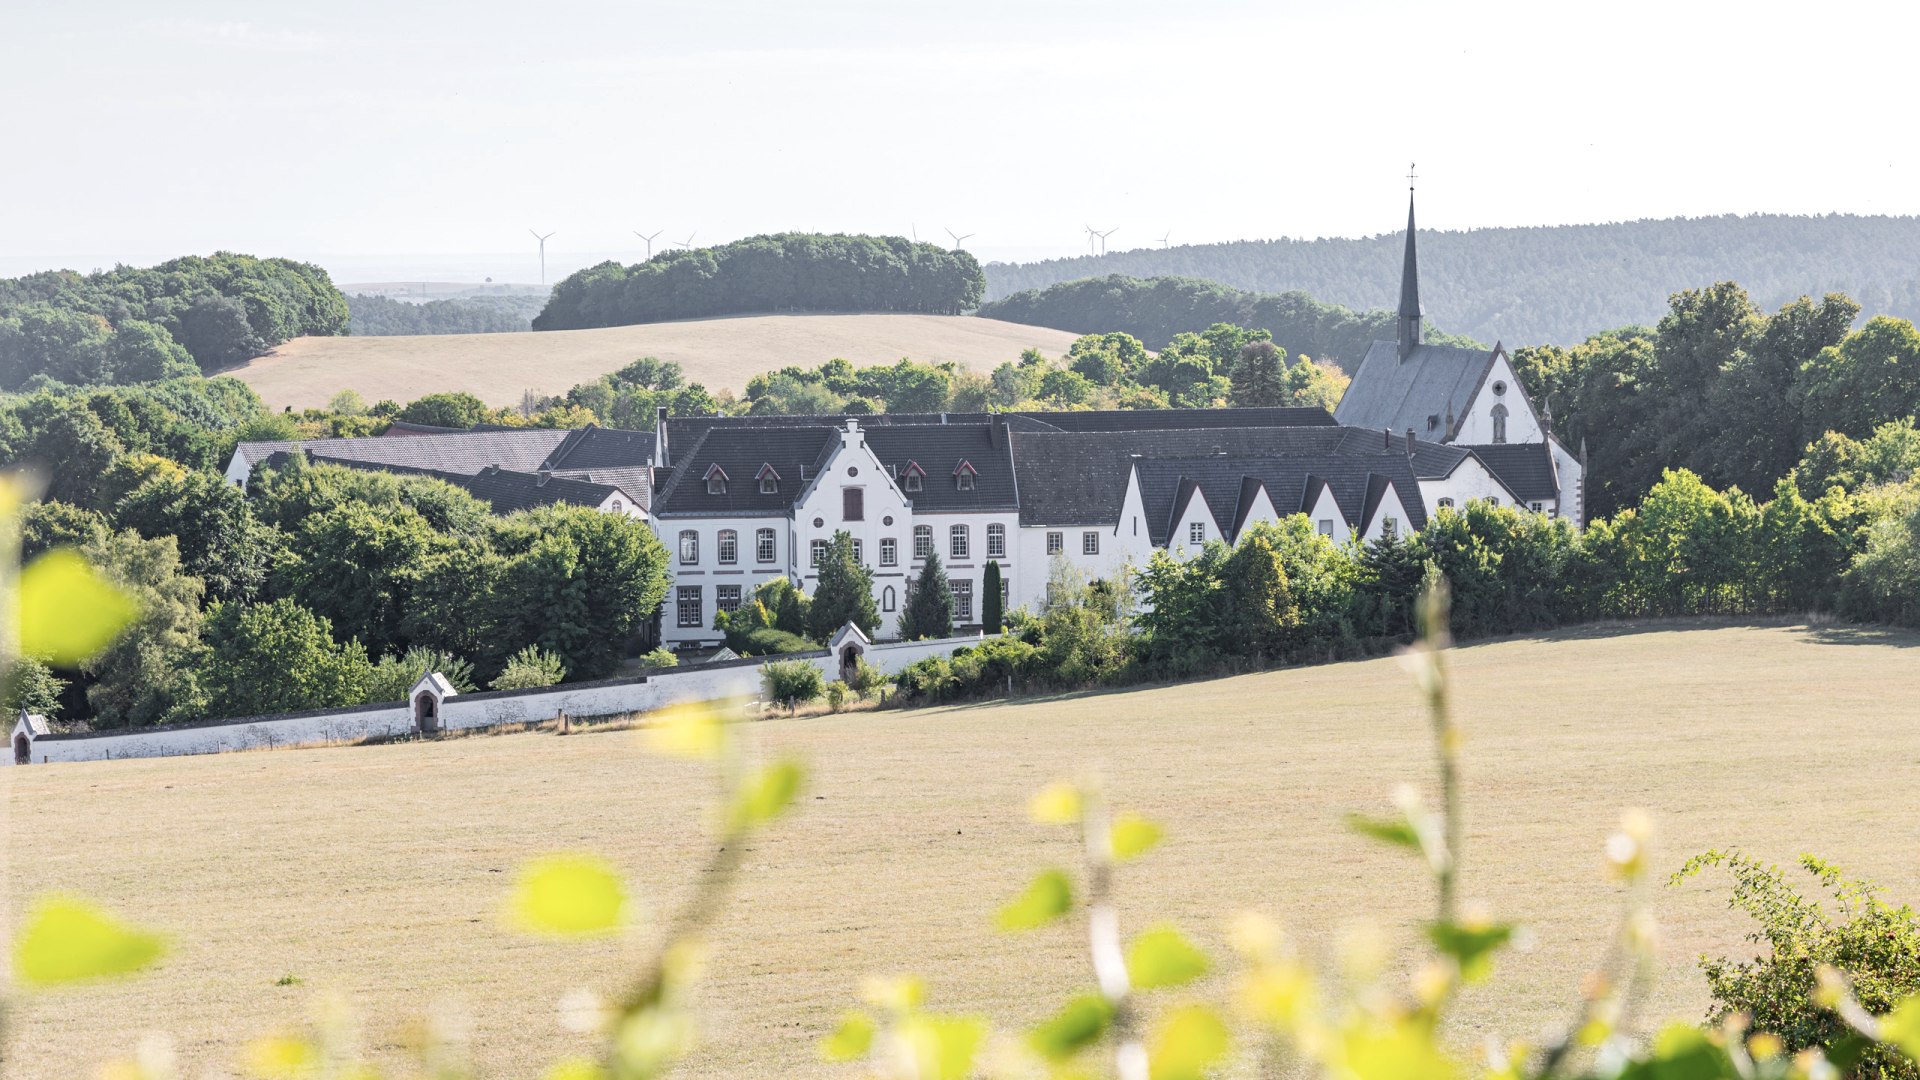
[{"x1": 1135, "y1": 454, "x2": 1429, "y2": 545}]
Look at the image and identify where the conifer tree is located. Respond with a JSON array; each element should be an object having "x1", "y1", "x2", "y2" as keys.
[
  {"x1": 899, "y1": 550, "x2": 954, "y2": 640},
  {"x1": 982, "y1": 560, "x2": 1004, "y2": 634},
  {"x1": 806, "y1": 531, "x2": 878, "y2": 641}
]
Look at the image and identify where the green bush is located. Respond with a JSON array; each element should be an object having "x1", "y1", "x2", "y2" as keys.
[
  {"x1": 490, "y1": 646, "x2": 566, "y2": 691},
  {"x1": 737, "y1": 627, "x2": 814, "y2": 656},
  {"x1": 843, "y1": 657, "x2": 885, "y2": 699},
  {"x1": 634, "y1": 648, "x2": 678, "y2": 669},
  {"x1": 823, "y1": 680, "x2": 848, "y2": 711},
  {"x1": 1677, "y1": 850, "x2": 1920, "y2": 1078},
  {"x1": 761, "y1": 659, "x2": 824, "y2": 712}
]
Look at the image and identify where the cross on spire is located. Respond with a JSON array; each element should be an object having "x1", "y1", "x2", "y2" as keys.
[{"x1": 1407, "y1": 162, "x2": 1418, "y2": 190}]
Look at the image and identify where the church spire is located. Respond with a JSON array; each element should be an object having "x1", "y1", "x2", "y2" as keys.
[{"x1": 1397, "y1": 165, "x2": 1424, "y2": 362}]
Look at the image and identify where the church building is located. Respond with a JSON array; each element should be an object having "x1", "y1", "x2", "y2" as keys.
[{"x1": 1334, "y1": 189, "x2": 1586, "y2": 524}]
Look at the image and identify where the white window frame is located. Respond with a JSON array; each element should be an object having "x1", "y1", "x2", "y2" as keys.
[
  {"x1": 952, "y1": 579, "x2": 973, "y2": 621},
  {"x1": 913, "y1": 524, "x2": 932, "y2": 559},
  {"x1": 986, "y1": 523, "x2": 1005, "y2": 558},
  {"x1": 1317, "y1": 519, "x2": 1334, "y2": 536},
  {"x1": 1188, "y1": 521, "x2": 1205, "y2": 545},
  {"x1": 809, "y1": 539, "x2": 828, "y2": 567},
  {"x1": 1046, "y1": 531, "x2": 1063, "y2": 555},
  {"x1": 717, "y1": 529, "x2": 737, "y2": 564},
  {"x1": 756, "y1": 528, "x2": 776, "y2": 563},
  {"x1": 879, "y1": 537, "x2": 897, "y2": 566},
  {"x1": 678, "y1": 530, "x2": 698, "y2": 564},
  {"x1": 717, "y1": 584, "x2": 742, "y2": 615},
  {"x1": 1082, "y1": 531, "x2": 1099, "y2": 555},
  {"x1": 950, "y1": 524, "x2": 969, "y2": 559},
  {"x1": 676, "y1": 586, "x2": 702, "y2": 628}
]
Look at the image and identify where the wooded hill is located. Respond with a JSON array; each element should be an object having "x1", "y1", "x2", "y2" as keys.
[{"x1": 983, "y1": 214, "x2": 1920, "y2": 346}]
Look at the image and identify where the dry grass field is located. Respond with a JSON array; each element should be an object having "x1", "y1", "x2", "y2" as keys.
[
  {"x1": 7, "y1": 621, "x2": 1920, "y2": 1078},
  {"x1": 225, "y1": 314, "x2": 1083, "y2": 411}
]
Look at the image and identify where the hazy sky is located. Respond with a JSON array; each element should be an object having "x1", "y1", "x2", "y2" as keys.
[{"x1": 5, "y1": 0, "x2": 1916, "y2": 280}]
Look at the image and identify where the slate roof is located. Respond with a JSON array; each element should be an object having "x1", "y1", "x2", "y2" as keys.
[
  {"x1": 382, "y1": 421, "x2": 467, "y2": 437},
  {"x1": 14, "y1": 711, "x2": 50, "y2": 736},
  {"x1": 264, "y1": 452, "x2": 633, "y2": 515},
  {"x1": 1461, "y1": 442, "x2": 1560, "y2": 502},
  {"x1": 651, "y1": 426, "x2": 839, "y2": 516},
  {"x1": 1333, "y1": 340, "x2": 1499, "y2": 436},
  {"x1": 1010, "y1": 426, "x2": 1360, "y2": 527},
  {"x1": 236, "y1": 428, "x2": 571, "y2": 475},
  {"x1": 1131, "y1": 451, "x2": 1428, "y2": 545},
  {"x1": 864, "y1": 424, "x2": 1018, "y2": 513},
  {"x1": 1020, "y1": 407, "x2": 1336, "y2": 432}
]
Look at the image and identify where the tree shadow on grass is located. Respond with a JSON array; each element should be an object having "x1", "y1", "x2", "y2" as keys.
[{"x1": 1791, "y1": 623, "x2": 1920, "y2": 649}]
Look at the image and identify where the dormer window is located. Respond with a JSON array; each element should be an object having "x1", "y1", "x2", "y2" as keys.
[
  {"x1": 704, "y1": 464, "x2": 729, "y2": 495},
  {"x1": 902, "y1": 461, "x2": 926, "y2": 493},
  {"x1": 954, "y1": 460, "x2": 978, "y2": 492},
  {"x1": 755, "y1": 462, "x2": 780, "y2": 495}
]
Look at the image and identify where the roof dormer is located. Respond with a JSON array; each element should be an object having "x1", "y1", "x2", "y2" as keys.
[
  {"x1": 953, "y1": 459, "x2": 977, "y2": 492},
  {"x1": 755, "y1": 462, "x2": 781, "y2": 494},
  {"x1": 704, "y1": 463, "x2": 729, "y2": 495},
  {"x1": 902, "y1": 460, "x2": 927, "y2": 492}
]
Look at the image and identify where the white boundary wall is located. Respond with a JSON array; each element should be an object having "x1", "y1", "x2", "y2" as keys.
[{"x1": 15, "y1": 631, "x2": 995, "y2": 766}]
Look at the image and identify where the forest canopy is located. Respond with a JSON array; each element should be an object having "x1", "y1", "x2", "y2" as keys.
[
  {"x1": 976, "y1": 274, "x2": 1480, "y2": 368},
  {"x1": 346, "y1": 293, "x2": 544, "y2": 336},
  {"x1": 983, "y1": 214, "x2": 1920, "y2": 347},
  {"x1": 0, "y1": 253, "x2": 348, "y2": 389},
  {"x1": 532, "y1": 233, "x2": 986, "y2": 330}
]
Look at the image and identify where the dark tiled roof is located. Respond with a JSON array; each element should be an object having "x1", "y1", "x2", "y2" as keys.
[
  {"x1": 1017, "y1": 406, "x2": 1336, "y2": 432},
  {"x1": 1132, "y1": 451, "x2": 1428, "y2": 545},
  {"x1": 267, "y1": 452, "x2": 632, "y2": 515},
  {"x1": 1461, "y1": 442, "x2": 1560, "y2": 501},
  {"x1": 382, "y1": 421, "x2": 467, "y2": 437},
  {"x1": 651, "y1": 426, "x2": 838, "y2": 516},
  {"x1": 1333, "y1": 340, "x2": 1498, "y2": 435},
  {"x1": 864, "y1": 424, "x2": 1017, "y2": 513},
  {"x1": 1010, "y1": 426, "x2": 1357, "y2": 527},
  {"x1": 237, "y1": 429, "x2": 571, "y2": 474}
]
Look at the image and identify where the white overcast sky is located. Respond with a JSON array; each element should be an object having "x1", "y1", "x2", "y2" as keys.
[{"x1": 4, "y1": 0, "x2": 1916, "y2": 280}]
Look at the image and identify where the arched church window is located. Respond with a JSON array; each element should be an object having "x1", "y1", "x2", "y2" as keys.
[{"x1": 1490, "y1": 403, "x2": 1509, "y2": 444}]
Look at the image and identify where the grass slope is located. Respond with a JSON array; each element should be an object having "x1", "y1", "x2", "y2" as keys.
[
  {"x1": 9, "y1": 622, "x2": 1920, "y2": 1077},
  {"x1": 226, "y1": 314, "x2": 1082, "y2": 411}
]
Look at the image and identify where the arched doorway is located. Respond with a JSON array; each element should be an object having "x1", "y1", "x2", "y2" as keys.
[
  {"x1": 839, "y1": 643, "x2": 863, "y2": 684},
  {"x1": 414, "y1": 691, "x2": 441, "y2": 735},
  {"x1": 13, "y1": 733, "x2": 29, "y2": 765}
]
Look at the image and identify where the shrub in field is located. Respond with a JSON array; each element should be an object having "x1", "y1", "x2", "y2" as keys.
[
  {"x1": 761, "y1": 658, "x2": 823, "y2": 712},
  {"x1": 490, "y1": 645, "x2": 566, "y2": 691},
  {"x1": 824, "y1": 680, "x2": 848, "y2": 711},
  {"x1": 1676, "y1": 851, "x2": 1920, "y2": 1078},
  {"x1": 844, "y1": 657, "x2": 885, "y2": 699}
]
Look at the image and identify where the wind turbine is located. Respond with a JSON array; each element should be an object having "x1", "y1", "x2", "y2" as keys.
[
  {"x1": 910, "y1": 223, "x2": 920, "y2": 242},
  {"x1": 529, "y1": 229, "x2": 555, "y2": 285},
  {"x1": 674, "y1": 231, "x2": 697, "y2": 250},
  {"x1": 634, "y1": 229, "x2": 663, "y2": 260},
  {"x1": 945, "y1": 227, "x2": 974, "y2": 250},
  {"x1": 1158, "y1": 230, "x2": 1171, "y2": 248},
  {"x1": 1096, "y1": 227, "x2": 1119, "y2": 255},
  {"x1": 1084, "y1": 224, "x2": 1099, "y2": 256}
]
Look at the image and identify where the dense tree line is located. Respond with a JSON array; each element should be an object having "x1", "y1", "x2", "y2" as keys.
[
  {"x1": 1512, "y1": 282, "x2": 1920, "y2": 515},
  {"x1": 976, "y1": 274, "x2": 1479, "y2": 367},
  {"x1": 0, "y1": 254, "x2": 349, "y2": 388},
  {"x1": 983, "y1": 214, "x2": 1920, "y2": 346},
  {"x1": 533, "y1": 233, "x2": 986, "y2": 330},
  {"x1": 347, "y1": 293, "x2": 545, "y2": 336},
  {"x1": 4, "y1": 378, "x2": 669, "y2": 729},
  {"x1": 897, "y1": 452, "x2": 1920, "y2": 703}
]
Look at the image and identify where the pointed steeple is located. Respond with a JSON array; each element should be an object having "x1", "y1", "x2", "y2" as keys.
[{"x1": 1397, "y1": 169, "x2": 1424, "y2": 362}]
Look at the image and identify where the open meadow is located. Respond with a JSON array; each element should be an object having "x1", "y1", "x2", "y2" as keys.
[
  {"x1": 225, "y1": 314, "x2": 1083, "y2": 411},
  {"x1": 8, "y1": 621, "x2": 1920, "y2": 1077}
]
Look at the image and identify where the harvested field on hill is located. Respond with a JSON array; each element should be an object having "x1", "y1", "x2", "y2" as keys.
[
  {"x1": 225, "y1": 314, "x2": 1082, "y2": 411},
  {"x1": 9, "y1": 621, "x2": 1920, "y2": 1078}
]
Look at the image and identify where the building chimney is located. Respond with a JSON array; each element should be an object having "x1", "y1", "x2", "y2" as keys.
[
  {"x1": 654, "y1": 406, "x2": 670, "y2": 466},
  {"x1": 1383, "y1": 427, "x2": 1391, "y2": 449},
  {"x1": 1405, "y1": 429, "x2": 1416, "y2": 454}
]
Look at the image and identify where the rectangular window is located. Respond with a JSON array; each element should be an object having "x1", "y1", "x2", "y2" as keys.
[
  {"x1": 986, "y1": 523, "x2": 1005, "y2": 558},
  {"x1": 953, "y1": 579, "x2": 973, "y2": 621},
  {"x1": 1000, "y1": 578, "x2": 1009, "y2": 610},
  {"x1": 756, "y1": 528, "x2": 776, "y2": 563},
  {"x1": 1082, "y1": 531, "x2": 1099, "y2": 555},
  {"x1": 905, "y1": 472, "x2": 923, "y2": 492},
  {"x1": 678, "y1": 530, "x2": 698, "y2": 564},
  {"x1": 956, "y1": 472, "x2": 975, "y2": 492},
  {"x1": 880, "y1": 537, "x2": 897, "y2": 566},
  {"x1": 1530, "y1": 501, "x2": 1543, "y2": 512},
  {"x1": 1317, "y1": 519, "x2": 1335, "y2": 536},
  {"x1": 1046, "y1": 531, "x2": 1063, "y2": 555},
  {"x1": 852, "y1": 539, "x2": 864, "y2": 564},
  {"x1": 810, "y1": 539, "x2": 828, "y2": 567},
  {"x1": 718, "y1": 529, "x2": 737, "y2": 564},
  {"x1": 1189, "y1": 522, "x2": 1205, "y2": 545},
  {"x1": 717, "y1": 585, "x2": 742, "y2": 615},
  {"x1": 914, "y1": 525, "x2": 932, "y2": 559},
  {"x1": 844, "y1": 487, "x2": 864, "y2": 521},
  {"x1": 759, "y1": 475, "x2": 778, "y2": 494},
  {"x1": 950, "y1": 524, "x2": 969, "y2": 559},
  {"x1": 1383, "y1": 517, "x2": 1399, "y2": 540},
  {"x1": 676, "y1": 586, "x2": 702, "y2": 628}
]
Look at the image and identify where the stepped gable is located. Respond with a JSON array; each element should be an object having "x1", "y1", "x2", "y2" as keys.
[
  {"x1": 1460, "y1": 442, "x2": 1560, "y2": 502},
  {"x1": 650, "y1": 425, "x2": 839, "y2": 516},
  {"x1": 863, "y1": 422, "x2": 1018, "y2": 512}
]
